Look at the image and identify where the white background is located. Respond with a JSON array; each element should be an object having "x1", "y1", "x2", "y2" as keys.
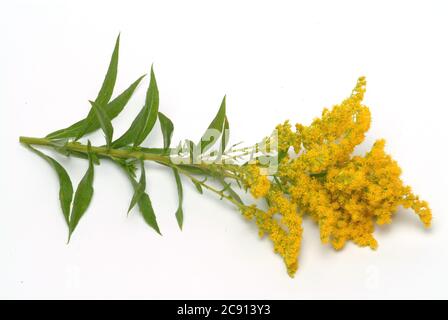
[{"x1": 1, "y1": 0, "x2": 447, "y2": 299}]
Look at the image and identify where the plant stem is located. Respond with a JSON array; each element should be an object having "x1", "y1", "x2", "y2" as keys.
[
  {"x1": 19, "y1": 136, "x2": 169, "y2": 163},
  {"x1": 20, "y1": 135, "x2": 246, "y2": 211},
  {"x1": 172, "y1": 165, "x2": 245, "y2": 210}
]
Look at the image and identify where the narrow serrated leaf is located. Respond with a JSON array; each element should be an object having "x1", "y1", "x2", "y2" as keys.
[
  {"x1": 134, "y1": 66, "x2": 159, "y2": 146},
  {"x1": 74, "y1": 35, "x2": 120, "y2": 141},
  {"x1": 158, "y1": 112, "x2": 174, "y2": 151},
  {"x1": 172, "y1": 168, "x2": 183, "y2": 229},
  {"x1": 89, "y1": 100, "x2": 113, "y2": 147},
  {"x1": 218, "y1": 177, "x2": 243, "y2": 205},
  {"x1": 128, "y1": 160, "x2": 146, "y2": 213},
  {"x1": 112, "y1": 105, "x2": 145, "y2": 147},
  {"x1": 27, "y1": 145, "x2": 73, "y2": 226},
  {"x1": 68, "y1": 142, "x2": 95, "y2": 241},
  {"x1": 118, "y1": 160, "x2": 161, "y2": 235},
  {"x1": 192, "y1": 180, "x2": 203, "y2": 194},
  {"x1": 138, "y1": 193, "x2": 161, "y2": 235},
  {"x1": 112, "y1": 66, "x2": 159, "y2": 148},
  {"x1": 95, "y1": 34, "x2": 120, "y2": 107},
  {"x1": 46, "y1": 75, "x2": 145, "y2": 140},
  {"x1": 227, "y1": 186, "x2": 243, "y2": 204},
  {"x1": 198, "y1": 95, "x2": 226, "y2": 154}
]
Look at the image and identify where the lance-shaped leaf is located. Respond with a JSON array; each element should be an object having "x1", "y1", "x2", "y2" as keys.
[
  {"x1": 27, "y1": 145, "x2": 73, "y2": 226},
  {"x1": 46, "y1": 75, "x2": 145, "y2": 140},
  {"x1": 111, "y1": 105, "x2": 144, "y2": 148},
  {"x1": 126, "y1": 169, "x2": 161, "y2": 235},
  {"x1": 89, "y1": 100, "x2": 113, "y2": 147},
  {"x1": 95, "y1": 34, "x2": 120, "y2": 107},
  {"x1": 112, "y1": 66, "x2": 159, "y2": 148},
  {"x1": 192, "y1": 179, "x2": 203, "y2": 194},
  {"x1": 158, "y1": 112, "x2": 174, "y2": 151},
  {"x1": 138, "y1": 193, "x2": 161, "y2": 235},
  {"x1": 198, "y1": 96, "x2": 226, "y2": 154},
  {"x1": 218, "y1": 177, "x2": 243, "y2": 205},
  {"x1": 68, "y1": 142, "x2": 95, "y2": 241},
  {"x1": 134, "y1": 66, "x2": 159, "y2": 146},
  {"x1": 75, "y1": 34, "x2": 120, "y2": 141},
  {"x1": 114, "y1": 159, "x2": 161, "y2": 234},
  {"x1": 128, "y1": 160, "x2": 146, "y2": 213},
  {"x1": 172, "y1": 168, "x2": 184, "y2": 229}
]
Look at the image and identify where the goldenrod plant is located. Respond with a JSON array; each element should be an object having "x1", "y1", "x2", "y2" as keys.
[{"x1": 20, "y1": 35, "x2": 431, "y2": 277}]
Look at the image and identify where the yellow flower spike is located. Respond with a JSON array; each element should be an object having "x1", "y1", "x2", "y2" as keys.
[
  {"x1": 275, "y1": 120, "x2": 302, "y2": 154},
  {"x1": 293, "y1": 79, "x2": 371, "y2": 174},
  {"x1": 258, "y1": 77, "x2": 430, "y2": 274},
  {"x1": 238, "y1": 189, "x2": 303, "y2": 277},
  {"x1": 265, "y1": 191, "x2": 303, "y2": 277},
  {"x1": 271, "y1": 77, "x2": 431, "y2": 264},
  {"x1": 242, "y1": 164, "x2": 271, "y2": 198}
]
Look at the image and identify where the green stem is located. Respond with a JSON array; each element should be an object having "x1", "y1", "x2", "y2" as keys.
[
  {"x1": 20, "y1": 135, "x2": 245, "y2": 210},
  {"x1": 20, "y1": 136, "x2": 169, "y2": 163}
]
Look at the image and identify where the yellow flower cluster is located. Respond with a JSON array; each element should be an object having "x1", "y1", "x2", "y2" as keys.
[
  {"x1": 241, "y1": 189, "x2": 303, "y2": 277},
  {"x1": 239, "y1": 77, "x2": 431, "y2": 277},
  {"x1": 275, "y1": 120, "x2": 301, "y2": 153},
  {"x1": 241, "y1": 164, "x2": 271, "y2": 198}
]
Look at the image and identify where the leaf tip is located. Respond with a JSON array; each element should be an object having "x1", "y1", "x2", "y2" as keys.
[
  {"x1": 152, "y1": 224, "x2": 162, "y2": 236},
  {"x1": 177, "y1": 218, "x2": 183, "y2": 231},
  {"x1": 67, "y1": 232, "x2": 72, "y2": 245},
  {"x1": 150, "y1": 64, "x2": 156, "y2": 80}
]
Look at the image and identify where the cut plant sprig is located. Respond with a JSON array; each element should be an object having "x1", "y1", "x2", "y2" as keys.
[{"x1": 20, "y1": 34, "x2": 432, "y2": 277}]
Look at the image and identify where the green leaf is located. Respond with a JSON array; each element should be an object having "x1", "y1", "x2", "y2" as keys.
[
  {"x1": 172, "y1": 168, "x2": 183, "y2": 229},
  {"x1": 158, "y1": 112, "x2": 174, "y2": 151},
  {"x1": 198, "y1": 95, "x2": 226, "y2": 154},
  {"x1": 68, "y1": 142, "x2": 95, "y2": 241},
  {"x1": 111, "y1": 106, "x2": 145, "y2": 147},
  {"x1": 138, "y1": 193, "x2": 161, "y2": 235},
  {"x1": 96, "y1": 75, "x2": 145, "y2": 126},
  {"x1": 27, "y1": 145, "x2": 73, "y2": 226},
  {"x1": 134, "y1": 66, "x2": 159, "y2": 146},
  {"x1": 46, "y1": 75, "x2": 145, "y2": 140},
  {"x1": 117, "y1": 160, "x2": 161, "y2": 235},
  {"x1": 95, "y1": 34, "x2": 120, "y2": 107},
  {"x1": 112, "y1": 66, "x2": 159, "y2": 148},
  {"x1": 192, "y1": 180, "x2": 203, "y2": 194},
  {"x1": 218, "y1": 177, "x2": 243, "y2": 205},
  {"x1": 113, "y1": 158, "x2": 137, "y2": 177},
  {"x1": 74, "y1": 34, "x2": 120, "y2": 141},
  {"x1": 227, "y1": 186, "x2": 243, "y2": 204},
  {"x1": 89, "y1": 100, "x2": 113, "y2": 147},
  {"x1": 128, "y1": 160, "x2": 146, "y2": 213}
]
